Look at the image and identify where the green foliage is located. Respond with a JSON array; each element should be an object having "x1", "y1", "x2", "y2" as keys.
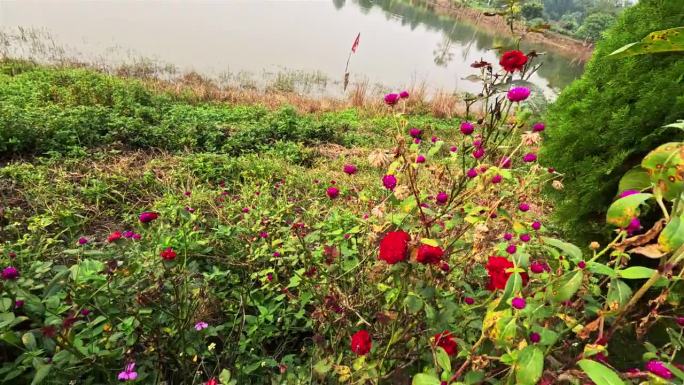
[
  {"x1": 521, "y1": 0, "x2": 544, "y2": 20},
  {"x1": 576, "y1": 12, "x2": 616, "y2": 41},
  {"x1": 541, "y1": 0, "x2": 684, "y2": 244},
  {"x1": 610, "y1": 27, "x2": 684, "y2": 57}
]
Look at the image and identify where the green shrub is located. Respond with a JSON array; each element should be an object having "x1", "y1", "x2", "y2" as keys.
[
  {"x1": 575, "y1": 12, "x2": 616, "y2": 41},
  {"x1": 541, "y1": 0, "x2": 684, "y2": 244}
]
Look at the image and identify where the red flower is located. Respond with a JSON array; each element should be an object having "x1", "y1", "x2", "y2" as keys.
[
  {"x1": 485, "y1": 256, "x2": 528, "y2": 291},
  {"x1": 434, "y1": 331, "x2": 458, "y2": 356},
  {"x1": 350, "y1": 330, "x2": 372, "y2": 355},
  {"x1": 139, "y1": 211, "x2": 159, "y2": 223},
  {"x1": 107, "y1": 231, "x2": 122, "y2": 243},
  {"x1": 378, "y1": 231, "x2": 410, "y2": 264},
  {"x1": 160, "y1": 247, "x2": 177, "y2": 261},
  {"x1": 499, "y1": 50, "x2": 528, "y2": 72},
  {"x1": 205, "y1": 378, "x2": 218, "y2": 385},
  {"x1": 416, "y1": 244, "x2": 444, "y2": 265}
]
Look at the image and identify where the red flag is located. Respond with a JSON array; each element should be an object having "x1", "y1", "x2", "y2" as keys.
[{"x1": 351, "y1": 33, "x2": 360, "y2": 53}]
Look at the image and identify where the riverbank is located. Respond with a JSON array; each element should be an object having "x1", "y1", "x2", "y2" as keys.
[{"x1": 415, "y1": 0, "x2": 594, "y2": 62}]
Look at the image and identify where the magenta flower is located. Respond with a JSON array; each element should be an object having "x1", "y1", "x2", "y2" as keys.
[
  {"x1": 645, "y1": 360, "x2": 673, "y2": 380},
  {"x1": 184, "y1": 191, "x2": 191, "y2": 196},
  {"x1": 131, "y1": 233, "x2": 141, "y2": 240},
  {"x1": 431, "y1": 136, "x2": 439, "y2": 143},
  {"x1": 491, "y1": 174, "x2": 502, "y2": 184},
  {"x1": 123, "y1": 230, "x2": 134, "y2": 238},
  {"x1": 512, "y1": 297, "x2": 526, "y2": 310},
  {"x1": 259, "y1": 232, "x2": 269, "y2": 239},
  {"x1": 343, "y1": 164, "x2": 358, "y2": 175},
  {"x1": 473, "y1": 139, "x2": 482, "y2": 147},
  {"x1": 523, "y1": 153, "x2": 537, "y2": 162},
  {"x1": 506, "y1": 244, "x2": 517, "y2": 254},
  {"x1": 409, "y1": 128, "x2": 422, "y2": 138},
  {"x1": 399, "y1": 90, "x2": 410, "y2": 99},
  {"x1": 273, "y1": 251, "x2": 281, "y2": 257},
  {"x1": 472, "y1": 147, "x2": 485, "y2": 159},
  {"x1": 78, "y1": 237, "x2": 88, "y2": 245},
  {"x1": 14, "y1": 300, "x2": 24, "y2": 308},
  {"x1": 626, "y1": 217, "x2": 641, "y2": 235},
  {"x1": 507, "y1": 87, "x2": 531, "y2": 102},
  {"x1": 530, "y1": 261, "x2": 547, "y2": 274},
  {"x1": 520, "y1": 234, "x2": 531, "y2": 242},
  {"x1": 503, "y1": 233, "x2": 513, "y2": 241},
  {"x1": 449, "y1": 146, "x2": 457, "y2": 152},
  {"x1": 138, "y1": 211, "x2": 159, "y2": 223},
  {"x1": 382, "y1": 174, "x2": 397, "y2": 190},
  {"x1": 414, "y1": 138, "x2": 421, "y2": 144},
  {"x1": 532, "y1": 122, "x2": 545, "y2": 132},
  {"x1": 619, "y1": 189, "x2": 640, "y2": 198},
  {"x1": 519, "y1": 203, "x2": 530, "y2": 212},
  {"x1": 499, "y1": 156, "x2": 512, "y2": 169},
  {"x1": 460, "y1": 121, "x2": 474, "y2": 135},
  {"x1": 80, "y1": 309, "x2": 91, "y2": 316},
  {"x1": 578, "y1": 261, "x2": 587, "y2": 269},
  {"x1": 677, "y1": 316, "x2": 684, "y2": 326},
  {"x1": 326, "y1": 186, "x2": 340, "y2": 199},
  {"x1": 117, "y1": 362, "x2": 138, "y2": 382},
  {"x1": 384, "y1": 93, "x2": 400, "y2": 105},
  {"x1": 194, "y1": 321, "x2": 209, "y2": 331},
  {"x1": 466, "y1": 168, "x2": 478, "y2": 178},
  {"x1": 242, "y1": 207, "x2": 250, "y2": 213},
  {"x1": 436, "y1": 192, "x2": 448, "y2": 205},
  {"x1": 1, "y1": 266, "x2": 19, "y2": 280},
  {"x1": 416, "y1": 155, "x2": 426, "y2": 164},
  {"x1": 464, "y1": 297, "x2": 475, "y2": 305},
  {"x1": 529, "y1": 332, "x2": 541, "y2": 343},
  {"x1": 532, "y1": 221, "x2": 542, "y2": 231}
]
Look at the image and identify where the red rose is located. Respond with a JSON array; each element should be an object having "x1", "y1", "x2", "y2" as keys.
[
  {"x1": 379, "y1": 231, "x2": 410, "y2": 264},
  {"x1": 107, "y1": 231, "x2": 122, "y2": 243},
  {"x1": 350, "y1": 329, "x2": 372, "y2": 355},
  {"x1": 485, "y1": 256, "x2": 528, "y2": 291},
  {"x1": 205, "y1": 378, "x2": 218, "y2": 385},
  {"x1": 434, "y1": 331, "x2": 458, "y2": 356},
  {"x1": 160, "y1": 247, "x2": 177, "y2": 261},
  {"x1": 499, "y1": 50, "x2": 528, "y2": 72},
  {"x1": 416, "y1": 244, "x2": 444, "y2": 264}
]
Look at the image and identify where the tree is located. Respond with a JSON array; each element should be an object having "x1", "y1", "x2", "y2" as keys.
[
  {"x1": 576, "y1": 12, "x2": 616, "y2": 41},
  {"x1": 540, "y1": 0, "x2": 684, "y2": 244},
  {"x1": 522, "y1": 0, "x2": 545, "y2": 20}
]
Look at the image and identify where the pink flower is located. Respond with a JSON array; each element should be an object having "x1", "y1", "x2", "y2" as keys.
[
  {"x1": 78, "y1": 237, "x2": 89, "y2": 245},
  {"x1": 326, "y1": 186, "x2": 340, "y2": 199},
  {"x1": 343, "y1": 164, "x2": 358, "y2": 175},
  {"x1": 384, "y1": 93, "x2": 400, "y2": 105},
  {"x1": 472, "y1": 147, "x2": 485, "y2": 159},
  {"x1": 117, "y1": 362, "x2": 138, "y2": 382},
  {"x1": 491, "y1": 174, "x2": 502, "y2": 184},
  {"x1": 503, "y1": 233, "x2": 513, "y2": 241},
  {"x1": 519, "y1": 203, "x2": 530, "y2": 212},
  {"x1": 416, "y1": 155, "x2": 426, "y2": 163},
  {"x1": 399, "y1": 90, "x2": 410, "y2": 99},
  {"x1": 520, "y1": 234, "x2": 531, "y2": 242},
  {"x1": 645, "y1": 360, "x2": 673, "y2": 380},
  {"x1": 578, "y1": 261, "x2": 586, "y2": 269},
  {"x1": 450, "y1": 146, "x2": 457, "y2": 152},
  {"x1": 460, "y1": 121, "x2": 474, "y2": 135},
  {"x1": 532, "y1": 221, "x2": 541, "y2": 231},
  {"x1": 499, "y1": 156, "x2": 512, "y2": 169},
  {"x1": 436, "y1": 192, "x2": 448, "y2": 205},
  {"x1": 529, "y1": 332, "x2": 541, "y2": 343},
  {"x1": 139, "y1": 211, "x2": 159, "y2": 223},
  {"x1": 409, "y1": 128, "x2": 422, "y2": 138},
  {"x1": 530, "y1": 261, "x2": 547, "y2": 274},
  {"x1": 512, "y1": 297, "x2": 526, "y2": 310},
  {"x1": 242, "y1": 207, "x2": 250, "y2": 213},
  {"x1": 2, "y1": 266, "x2": 19, "y2": 280},
  {"x1": 382, "y1": 174, "x2": 397, "y2": 190},
  {"x1": 431, "y1": 136, "x2": 439, "y2": 143},
  {"x1": 194, "y1": 321, "x2": 209, "y2": 331},
  {"x1": 523, "y1": 153, "x2": 537, "y2": 162},
  {"x1": 259, "y1": 232, "x2": 269, "y2": 238},
  {"x1": 466, "y1": 168, "x2": 478, "y2": 178},
  {"x1": 532, "y1": 122, "x2": 545, "y2": 132},
  {"x1": 507, "y1": 87, "x2": 531, "y2": 102},
  {"x1": 464, "y1": 297, "x2": 475, "y2": 305},
  {"x1": 506, "y1": 244, "x2": 517, "y2": 254},
  {"x1": 626, "y1": 217, "x2": 641, "y2": 235}
]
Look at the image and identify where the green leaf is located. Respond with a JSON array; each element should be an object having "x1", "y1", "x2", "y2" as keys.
[
  {"x1": 541, "y1": 237, "x2": 582, "y2": 261},
  {"x1": 618, "y1": 266, "x2": 656, "y2": 280},
  {"x1": 578, "y1": 359, "x2": 626, "y2": 385},
  {"x1": 515, "y1": 346, "x2": 544, "y2": 385},
  {"x1": 550, "y1": 270, "x2": 583, "y2": 303},
  {"x1": 587, "y1": 262, "x2": 617, "y2": 278},
  {"x1": 404, "y1": 294, "x2": 424, "y2": 314},
  {"x1": 30, "y1": 364, "x2": 52, "y2": 385},
  {"x1": 641, "y1": 142, "x2": 684, "y2": 201},
  {"x1": 607, "y1": 279, "x2": 632, "y2": 309},
  {"x1": 606, "y1": 193, "x2": 653, "y2": 228},
  {"x1": 617, "y1": 167, "x2": 651, "y2": 194},
  {"x1": 412, "y1": 373, "x2": 442, "y2": 385},
  {"x1": 313, "y1": 359, "x2": 332, "y2": 377},
  {"x1": 22, "y1": 332, "x2": 37, "y2": 350},
  {"x1": 659, "y1": 215, "x2": 684, "y2": 252},
  {"x1": 609, "y1": 27, "x2": 684, "y2": 58},
  {"x1": 495, "y1": 273, "x2": 522, "y2": 311},
  {"x1": 435, "y1": 347, "x2": 451, "y2": 373}
]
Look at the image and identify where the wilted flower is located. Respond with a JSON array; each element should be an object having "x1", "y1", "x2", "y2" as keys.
[
  {"x1": 416, "y1": 155, "x2": 426, "y2": 164},
  {"x1": 466, "y1": 168, "x2": 478, "y2": 178},
  {"x1": 350, "y1": 330, "x2": 372, "y2": 355},
  {"x1": 507, "y1": 87, "x2": 531, "y2": 102},
  {"x1": 399, "y1": 90, "x2": 409, "y2": 99},
  {"x1": 512, "y1": 297, "x2": 526, "y2": 310},
  {"x1": 139, "y1": 211, "x2": 159, "y2": 223},
  {"x1": 589, "y1": 241, "x2": 601, "y2": 250},
  {"x1": 532, "y1": 122, "x2": 545, "y2": 132},
  {"x1": 499, "y1": 50, "x2": 528, "y2": 72},
  {"x1": 160, "y1": 247, "x2": 177, "y2": 261},
  {"x1": 194, "y1": 321, "x2": 209, "y2": 331},
  {"x1": 2, "y1": 266, "x2": 19, "y2": 280},
  {"x1": 434, "y1": 331, "x2": 458, "y2": 356},
  {"x1": 471, "y1": 59, "x2": 491, "y2": 68},
  {"x1": 384, "y1": 93, "x2": 400, "y2": 106},
  {"x1": 645, "y1": 360, "x2": 673, "y2": 380},
  {"x1": 522, "y1": 131, "x2": 542, "y2": 146},
  {"x1": 552, "y1": 180, "x2": 564, "y2": 190},
  {"x1": 499, "y1": 156, "x2": 512, "y2": 169},
  {"x1": 117, "y1": 362, "x2": 138, "y2": 382},
  {"x1": 343, "y1": 164, "x2": 358, "y2": 175},
  {"x1": 379, "y1": 231, "x2": 410, "y2": 264},
  {"x1": 523, "y1": 153, "x2": 537, "y2": 162},
  {"x1": 460, "y1": 121, "x2": 474, "y2": 135},
  {"x1": 382, "y1": 174, "x2": 397, "y2": 190},
  {"x1": 436, "y1": 192, "x2": 448, "y2": 205},
  {"x1": 326, "y1": 186, "x2": 340, "y2": 199}
]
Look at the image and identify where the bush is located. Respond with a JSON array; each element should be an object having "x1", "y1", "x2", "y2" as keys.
[
  {"x1": 540, "y1": 0, "x2": 684, "y2": 244},
  {"x1": 575, "y1": 12, "x2": 616, "y2": 42},
  {"x1": 521, "y1": 0, "x2": 544, "y2": 20}
]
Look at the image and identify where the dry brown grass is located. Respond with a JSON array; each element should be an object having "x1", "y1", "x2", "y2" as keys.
[{"x1": 429, "y1": 90, "x2": 464, "y2": 118}]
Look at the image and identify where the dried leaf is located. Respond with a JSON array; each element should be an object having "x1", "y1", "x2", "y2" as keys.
[
  {"x1": 615, "y1": 219, "x2": 665, "y2": 252},
  {"x1": 577, "y1": 317, "x2": 602, "y2": 340},
  {"x1": 629, "y1": 244, "x2": 666, "y2": 259},
  {"x1": 368, "y1": 149, "x2": 391, "y2": 168}
]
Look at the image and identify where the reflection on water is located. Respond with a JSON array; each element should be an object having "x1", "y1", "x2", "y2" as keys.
[{"x1": 0, "y1": 0, "x2": 583, "y2": 97}]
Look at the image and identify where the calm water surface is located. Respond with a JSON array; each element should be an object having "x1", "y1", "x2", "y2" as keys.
[{"x1": 0, "y1": 0, "x2": 584, "y2": 97}]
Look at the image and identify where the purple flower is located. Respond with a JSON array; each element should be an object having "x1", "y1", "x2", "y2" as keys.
[
  {"x1": 532, "y1": 122, "x2": 545, "y2": 132},
  {"x1": 506, "y1": 244, "x2": 517, "y2": 254},
  {"x1": 578, "y1": 261, "x2": 586, "y2": 269},
  {"x1": 519, "y1": 203, "x2": 530, "y2": 212},
  {"x1": 512, "y1": 297, "x2": 526, "y2": 310},
  {"x1": 117, "y1": 362, "x2": 138, "y2": 382},
  {"x1": 473, "y1": 139, "x2": 482, "y2": 147},
  {"x1": 523, "y1": 153, "x2": 537, "y2": 162},
  {"x1": 80, "y1": 309, "x2": 91, "y2": 316},
  {"x1": 520, "y1": 234, "x2": 531, "y2": 243},
  {"x1": 123, "y1": 230, "x2": 134, "y2": 238},
  {"x1": 2, "y1": 266, "x2": 19, "y2": 280},
  {"x1": 409, "y1": 128, "x2": 422, "y2": 138},
  {"x1": 194, "y1": 321, "x2": 209, "y2": 331},
  {"x1": 464, "y1": 297, "x2": 475, "y2": 305},
  {"x1": 619, "y1": 189, "x2": 640, "y2": 198},
  {"x1": 460, "y1": 121, "x2": 474, "y2": 135},
  {"x1": 677, "y1": 316, "x2": 684, "y2": 327},
  {"x1": 449, "y1": 146, "x2": 457, "y2": 153},
  {"x1": 499, "y1": 156, "x2": 512, "y2": 169},
  {"x1": 259, "y1": 232, "x2": 269, "y2": 239},
  {"x1": 416, "y1": 155, "x2": 426, "y2": 164},
  {"x1": 645, "y1": 360, "x2": 673, "y2": 380},
  {"x1": 530, "y1": 261, "x2": 547, "y2": 274},
  {"x1": 384, "y1": 93, "x2": 400, "y2": 106},
  {"x1": 466, "y1": 168, "x2": 478, "y2": 179},
  {"x1": 472, "y1": 147, "x2": 485, "y2": 159},
  {"x1": 242, "y1": 207, "x2": 250, "y2": 213},
  {"x1": 343, "y1": 164, "x2": 358, "y2": 175},
  {"x1": 626, "y1": 217, "x2": 641, "y2": 235},
  {"x1": 14, "y1": 300, "x2": 24, "y2": 309},
  {"x1": 382, "y1": 174, "x2": 397, "y2": 190},
  {"x1": 131, "y1": 233, "x2": 141, "y2": 240},
  {"x1": 436, "y1": 192, "x2": 448, "y2": 205},
  {"x1": 491, "y1": 174, "x2": 502, "y2": 184},
  {"x1": 326, "y1": 187, "x2": 340, "y2": 199},
  {"x1": 529, "y1": 332, "x2": 541, "y2": 343},
  {"x1": 507, "y1": 87, "x2": 531, "y2": 102},
  {"x1": 399, "y1": 90, "x2": 410, "y2": 99},
  {"x1": 503, "y1": 233, "x2": 513, "y2": 241},
  {"x1": 531, "y1": 221, "x2": 541, "y2": 231},
  {"x1": 138, "y1": 211, "x2": 159, "y2": 223}
]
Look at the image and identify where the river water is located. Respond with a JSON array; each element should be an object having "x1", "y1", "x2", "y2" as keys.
[{"x1": 0, "y1": 0, "x2": 584, "y2": 97}]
